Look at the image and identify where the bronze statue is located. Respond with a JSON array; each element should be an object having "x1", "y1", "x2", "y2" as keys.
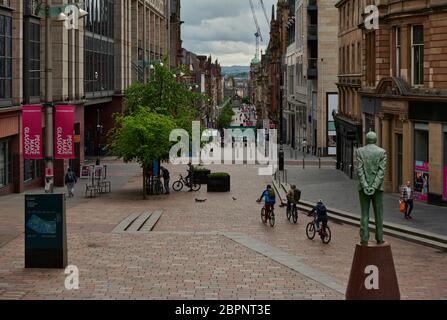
[{"x1": 356, "y1": 131, "x2": 387, "y2": 245}]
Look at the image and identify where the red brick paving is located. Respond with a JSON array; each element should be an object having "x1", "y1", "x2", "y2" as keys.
[{"x1": 0, "y1": 162, "x2": 445, "y2": 299}]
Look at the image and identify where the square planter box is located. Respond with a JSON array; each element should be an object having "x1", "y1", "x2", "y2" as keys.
[
  {"x1": 207, "y1": 175, "x2": 230, "y2": 192},
  {"x1": 193, "y1": 169, "x2": 211, "y2": 185}
]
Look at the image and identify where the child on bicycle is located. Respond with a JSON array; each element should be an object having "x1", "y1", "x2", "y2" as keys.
[
  {"x1": 257, "y1": 185, "x2": 276, "y2": 220},
  {"x1": 286, "y1": 185, "x2": 301, "y2": 214},
  {"x1": 308, "y1": 199, "x2": 328, "y2": 234}
]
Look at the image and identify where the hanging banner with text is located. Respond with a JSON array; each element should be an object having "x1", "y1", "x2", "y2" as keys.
[
  {"x1": 22, "y1": 105, "x2": 43, "y2": 160},
  {"x1": 54, "y1": 105, "x2": 75, "y2": 160}
]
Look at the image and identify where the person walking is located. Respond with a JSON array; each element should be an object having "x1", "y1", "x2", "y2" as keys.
[
  {"x1": 160, "y1": 166, "x2": 170, "y2": 195},
  {"x1": 401, "y1": 181, "x2": 415, "y2": 220},
  {"x1": 64, "y1": 167, "x2": 77, "y2": 198}
]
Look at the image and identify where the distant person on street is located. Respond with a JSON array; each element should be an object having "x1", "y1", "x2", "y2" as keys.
[
  {"x1": 286, "y1": 185, "x2": 301, "y2": 214},
  {"x1": 185, "y1": 161, "x2": 195, "y2": 191},
  {"x1": 64, "y1": 167, "x2": 77, "y2": 198},
  {"x1": 160, "y1": 166, "x2": 170, "y2": 195},
  {"x1": 401, "y1": 181, "x2": 415, "y2": 220},
  {"x1": 308, "y1": 200, "x2": 328, "y2": 233}
]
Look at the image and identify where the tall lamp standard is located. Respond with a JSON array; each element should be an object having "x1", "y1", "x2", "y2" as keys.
[{"x1": 35, "y1": 1, "x2": 88, "y2": 193}]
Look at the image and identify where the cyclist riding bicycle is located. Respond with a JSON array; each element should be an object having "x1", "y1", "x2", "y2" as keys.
[
  {"x1": 286, "y1": 185, "x2": 301, "y2": 213},
  {"x1": 308, "y1": 199, "x2": 328, "y2": 235},
  {"x1": 257, "y1": 185, "x2": 276, "y2": 220}
]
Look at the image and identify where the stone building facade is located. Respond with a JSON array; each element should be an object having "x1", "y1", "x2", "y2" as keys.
[
  {"x1": 336, "y1": 0, "x2": 447, "y2": 206},
  {"x1": 334, "y1": 0, "x2": 364, "y2": 175},
  {"x1": 0, "y1": 0, "x2": 171, "y2": 195}
]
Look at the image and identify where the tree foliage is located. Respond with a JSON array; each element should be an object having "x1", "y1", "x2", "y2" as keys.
[
  {"x1": 217, "y1": 100, "x2": 235, "y2": 129},
  {"x1": 124, "y1": 62, "x2": 206, "y2": 135},
  {"x1": 109, "y1": 109, "x2": 177, "y2": 166}
]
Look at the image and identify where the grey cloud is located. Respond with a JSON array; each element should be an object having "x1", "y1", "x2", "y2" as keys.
[{"x1": 182, "y1": 0, "x2": 276, "y2": 66}]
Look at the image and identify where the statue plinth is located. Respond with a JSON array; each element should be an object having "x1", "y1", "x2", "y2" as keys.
[{"x1": 346, "y1": 242, "x2": 400, "y2": 300}]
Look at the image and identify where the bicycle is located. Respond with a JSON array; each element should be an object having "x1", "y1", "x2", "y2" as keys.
[
  {"x1": 258, "y1": 200, "x2": 275, "y2": 227},
  {"x1": 172, "y1": 174, "x2": 201, "y2": 192},
  {"x1": 286, "y1": 202, "x2": 298, "y2": 224},
  {"x1": 306, "y1": 213, "x2": 331, "y2": 244}
]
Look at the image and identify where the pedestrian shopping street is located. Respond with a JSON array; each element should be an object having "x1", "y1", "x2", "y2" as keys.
[{"x1": 0, "y1": 160, "x2": 445, "y2": 300}]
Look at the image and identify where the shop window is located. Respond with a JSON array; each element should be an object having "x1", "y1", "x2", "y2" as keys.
[
  {"x1": 24, "y1": 159, "x2": 42, "y2": 182},
  {"x1": 0, "y1": 139, "x2": 10, "y2": 188},
  {"x1": 0, "y1": 13, "x2": 12, "y2": 101},
  {"x1": 414, "y1": 126, "x2": 429, "y2": 163},
  {"x1": 414, "y1": 124, "x2": 429, "y2": 201}
]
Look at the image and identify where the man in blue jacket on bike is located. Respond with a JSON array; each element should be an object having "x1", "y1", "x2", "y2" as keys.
[{"x1": 257, "y1": 185, "x2": 276, "y2": 221}]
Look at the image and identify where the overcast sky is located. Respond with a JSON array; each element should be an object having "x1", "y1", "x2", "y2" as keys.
[{"x1": 182, "y1": 0, "x2": 276, "y2": 66}]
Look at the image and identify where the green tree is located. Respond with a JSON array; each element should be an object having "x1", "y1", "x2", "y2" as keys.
[
  {"x1": 108, "y1": 109, "x2": 177, "y2": 199},
  {"x1": 217, "y1": 101, "x2": 235, "y2": 129},
  {"x1": 124, "y1": 61, "x2": 206, "y2": 135}
]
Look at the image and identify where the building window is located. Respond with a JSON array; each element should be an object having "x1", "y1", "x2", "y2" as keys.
[
  {"x1": 365, "y1": 31, "x2": 376, "y2": 86},
  {"x1": 0, "y1": 13, "x2": 12, "y2": 101},
  {"x1": 0, "y1": 139, "x2": 10, "y2": 188},
  {"x1": 24, "y1": 159, "x2": 42, "y2": 182},
  {"x1": 84, "y1": 0, "x2": 114, "y2": 94},
  {"x1": 411, "y1": 25, "x2": 424, "y2": 86},
  {"x1": 395, "y1": 27, "x2": 401, "y2": 77},
  {"x1": 29, "y1": 21, "x2": 40, "y2": 98},
  {"x1": 414, "y1": 124, "x2": 429, "y2": 163}
]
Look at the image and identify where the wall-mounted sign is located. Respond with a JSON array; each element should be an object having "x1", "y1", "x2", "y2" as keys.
[{"x1": 22, "y1": 105, "x2": 43, "y2": 160}]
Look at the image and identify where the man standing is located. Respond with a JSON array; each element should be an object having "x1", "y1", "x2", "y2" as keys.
[
  {"x1": 356, "y1": 131, "x2": 387, "y2": 245},
  {"x1": 185, "y1": 161, "x2": 194, "y2": 192},
  {"x1": 401, "y1": 181, "x2": 414, "y2": 220},
  {"x1": 160, "y1": 166, "x2": 170, "y2": 195},
  {"x1": 64, "y1": 167, "x2": 77, "y2": 198}
]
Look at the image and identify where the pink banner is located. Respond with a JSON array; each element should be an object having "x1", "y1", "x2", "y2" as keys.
[
  {"x1": 22, "y1": 105, "x2": 43, "y2": 160},
  {"x1": 54, "y1": 105, "x2": 75, "y2": 160},
  {"x1": 444, "y1": 167, "x2": 447, "y2": 201}
]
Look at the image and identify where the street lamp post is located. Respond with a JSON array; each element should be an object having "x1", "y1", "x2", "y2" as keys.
[{"x1": 40, "y1": 1, "x2": 87, "y2": 193}]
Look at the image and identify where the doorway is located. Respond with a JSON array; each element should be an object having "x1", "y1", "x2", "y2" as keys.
[{"x1": 396, "y1": 133, "x2": 403, "y2": 192}]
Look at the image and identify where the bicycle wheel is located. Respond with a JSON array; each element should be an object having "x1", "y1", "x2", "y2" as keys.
[
  {"x1": 321, "y1": 226, "x2": 332, "y2": 244},
  {"x1": 286, "y1": 206, "x2": 291, "y2": 221},
  {"x1": 172, "y1": 181, "x2": 183, "y2": 192},
  {"x1": 192, "y1": 183, "x2": 201, "y2": 192},
  {"x1": 292, "y1": 208, "x2": 298, "y2": 224},
  {"x1": 269, "y1": 210, "x2": 275, "y2": 227},
  {"x1": 306, "y1": 222, "x2": 316, "y2": 240},
  {"x1": 261, "y1": 208, "x2": 267, "y2": 224}
]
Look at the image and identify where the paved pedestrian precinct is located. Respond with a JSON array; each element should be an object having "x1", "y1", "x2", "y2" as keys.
[
  {"x1": 285, "y1": 166, "x2": 447, "y2": 235},
  {"x1": 0, "y1": 162, "x2": 445, "y2": 300}
]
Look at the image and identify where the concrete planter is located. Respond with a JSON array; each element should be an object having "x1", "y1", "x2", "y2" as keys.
[
  {"x1": 207, "y1": 174, "x2": 230, "y2": 192},
  {"x1": 193, "y1": 169, "x2": 211, "y2": 185}
]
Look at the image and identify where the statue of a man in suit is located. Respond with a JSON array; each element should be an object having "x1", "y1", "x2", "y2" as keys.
[{"x1": 356, "y1": 131, "x2": 387, "y2": 245}]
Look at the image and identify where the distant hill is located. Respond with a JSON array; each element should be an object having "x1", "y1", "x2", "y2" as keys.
[{"x1": 221, "y1": 66, "x2": 250, "y2": 77}]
